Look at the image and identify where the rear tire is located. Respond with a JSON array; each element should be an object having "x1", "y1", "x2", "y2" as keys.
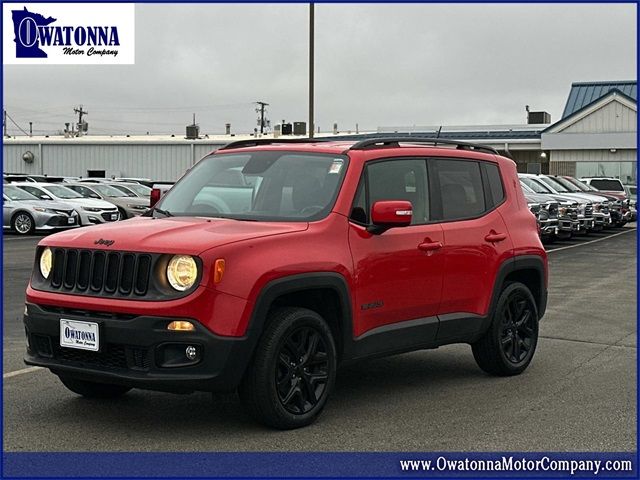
[
  {"x1": 58, "y1": 375, "x2": 131, "y2": 398},
  {"x1": 472, "y1": 282, "x2": 539, "y2": 376},
  {"x1": 239, "y1": 307, "x2": 337, "y2": 429}
]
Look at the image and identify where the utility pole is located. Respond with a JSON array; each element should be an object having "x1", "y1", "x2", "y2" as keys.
[
  {"x1": 74, "y1": 105, "x2": 88, "y2": 135},
  {"x1": 255, "y1": 101, "x2": 269, "y2": 134},
  {"x1": 308, "y1": 2, "x2": 315, "y2": 138}
]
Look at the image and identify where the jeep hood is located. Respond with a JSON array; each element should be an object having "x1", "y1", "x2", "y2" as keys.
[{"x1": 40, "y1": 216, "x2": 309, "y2": 254}]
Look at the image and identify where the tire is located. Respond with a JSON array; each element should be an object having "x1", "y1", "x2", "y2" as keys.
[
  {"x1": 472, "y1": 282, "x2": 539, "y2": 376},
  {"x1": 239, "y1": 307, "x2": 337, "y2": 429},
  {"x1": 58, "y1": 375, "x2": 131, "y2": 398},
  {"x1": 12, "y1": 212, "x2": 35, "y2": 235},
  {"x1": 117, "y1": 207, "x2": 128, "y2": 220}
]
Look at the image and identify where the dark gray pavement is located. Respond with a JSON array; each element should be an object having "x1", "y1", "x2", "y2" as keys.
[{"x1": 2, "y1": 227, "x2": 636, "y2": 451}]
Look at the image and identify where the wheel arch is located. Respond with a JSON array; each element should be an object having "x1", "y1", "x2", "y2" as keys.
[
  {"x1": 247, "y1": 273, "x2": 353, "y2": 362},
  {"x1": 489, "y1": 256, "x2": 547, "y2": 322}
]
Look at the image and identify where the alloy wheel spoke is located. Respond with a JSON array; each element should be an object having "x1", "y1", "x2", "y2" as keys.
[
  {"x1": 512, "y1": 332, "x2": 521, "y2": 361},
  {"x1": 304, "y1": 333, "x2": 320, "y2": 363}
]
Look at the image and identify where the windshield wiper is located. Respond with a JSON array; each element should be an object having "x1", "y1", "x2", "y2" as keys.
[{"x1": 154, "y1": 207, "x2": 173, "y2": 217}]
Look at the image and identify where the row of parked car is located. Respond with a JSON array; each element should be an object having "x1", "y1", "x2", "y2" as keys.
[
  {"x1": 2, "y1": 175, "x2": 153, "y2": 235},
  {"x1": 521, "y1": 175, "x2": 636, "y2": 243}
]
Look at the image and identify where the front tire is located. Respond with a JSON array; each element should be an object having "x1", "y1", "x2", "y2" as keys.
[
  {"x1": 239, "y1": 307, "x2": 337, "y2": 429},
  {"x1": 58, "y1": 375, "x2": 131, "y2": 398},
  {"x1": 12, "y1": 212, "x2": 35, "y2": 235},
  {"x1": 472, "y1": 282, "x2": 539, "y2": 376}
]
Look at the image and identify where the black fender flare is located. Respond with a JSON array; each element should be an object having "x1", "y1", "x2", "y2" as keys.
[
  {"x1": 244, "y1": 271, "x2": 354, "y2": 356},
  {"x1": 487, "y1": 255, "x2": 547, "y2": 325}
]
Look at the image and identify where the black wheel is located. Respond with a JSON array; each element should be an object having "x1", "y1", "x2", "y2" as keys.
[
  {"x1": 12, "y1": 212, "x2": 35, "y2": 235},
  {"x1": 117, "y1": 207, "x2": 128, "y2": 220},
  {"x1": 58, "y1": 375, "x2": 131, "y2": 398},
  {"x1": 239, "y1": 307, "x2": 336, "y2": 429},
  {"x1": 472, "y1": 282, "x2": 539, "y2": 376}
]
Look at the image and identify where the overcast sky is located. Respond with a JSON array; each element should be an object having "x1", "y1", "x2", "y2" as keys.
[{"x1": 3, "y1": 3, "x2": 637, "y2": 136}]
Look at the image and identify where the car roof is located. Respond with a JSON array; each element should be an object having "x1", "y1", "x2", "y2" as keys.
[{"x1": 11, "y1": 182, "x2": 68, "y2": 188}]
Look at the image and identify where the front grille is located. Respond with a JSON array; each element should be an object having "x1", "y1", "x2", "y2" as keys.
[
  {"x1": 50, "y1": 248, "x2": 152, "y2": 297},
  {"x1": 584, "y1": 204, "x2": 593, "y2": 216},
  {"x1": 101, "y1": 211, "x2": 119, "y2": 221},
  {"x1": 31, "y1": 334, "x2": 150, "y2": 371},
  {"x1": 546, "y1": 202, "x2": 558, "y2": 219}
]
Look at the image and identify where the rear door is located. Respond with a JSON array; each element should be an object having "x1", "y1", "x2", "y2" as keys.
[
  {"x1": 348, "y1": 158, "x2": 444, "y2": 337},
  {"x1": 429, "y1": 158, "x2": 513, "y2": 342}
]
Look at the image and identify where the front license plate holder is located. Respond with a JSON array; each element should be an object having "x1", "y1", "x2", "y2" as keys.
[{"x1": 60, "y1": 319, "x2": 100, "y2": 351}]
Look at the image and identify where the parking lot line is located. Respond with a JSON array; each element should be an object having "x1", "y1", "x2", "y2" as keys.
[
  {"x1": 3, "y1": 366, "x2": 43, "y2": 379},
  {"x1": 547, "y1": 228, "x2": 636, "y2": 253}
]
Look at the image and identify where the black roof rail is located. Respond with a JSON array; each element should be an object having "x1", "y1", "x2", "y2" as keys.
[
  {"x1": 217, "y1": 137, "x2": 332, "y2": 151},
  {"x1": 348, "y1": 137, "x2": 499, "y2": 155}
]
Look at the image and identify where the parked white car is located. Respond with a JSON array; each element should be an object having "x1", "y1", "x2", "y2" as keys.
[{"x1": 13, "y1": 183, "x2": 120, "y2": 226}]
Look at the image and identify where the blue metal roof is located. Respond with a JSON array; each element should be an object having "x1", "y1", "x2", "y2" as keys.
[
  {"x1": 315, "y1": 129, "x2": 543, "y2": 142},
  {"x1": 562, "y1": 81, "x2": 637, "y2": 118}
]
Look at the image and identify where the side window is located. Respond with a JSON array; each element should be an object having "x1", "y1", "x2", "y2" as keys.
[
  {"x1": 350, "y1": 159, "x2": 429, "y2": 225},
  {"x1": 21, "y1": 186, "x2": 42, "y2": 198},
  {"x1": 484, "y1": 163, "x2": 505, "y2": 207},
  {"x1": 432, "y1": 159, "x2": 485, "y2": 220}
]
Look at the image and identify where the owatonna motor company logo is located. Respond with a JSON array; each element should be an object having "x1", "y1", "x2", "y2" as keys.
[
  {"x1": 12, "y1": 7, "x2": 120, "y2": 58},
  {"x1": 3, "y1": 3, "x2": 134, "y2": 64}
]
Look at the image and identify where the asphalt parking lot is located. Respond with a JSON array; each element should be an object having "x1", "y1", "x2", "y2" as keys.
[{"x1": 3, "y1": 226, "x2": 636, "y2": 452}]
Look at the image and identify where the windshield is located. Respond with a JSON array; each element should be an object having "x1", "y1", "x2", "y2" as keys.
[
  {"x1": 552, "y1": 176, "x2": 580, "y2": 192},
  {"x1": 4, "y1": 185, "x2": 38, "y2": 201},
  {"x1": 589, "y1": 179, "x2": 624, "y2": 191},
  {"x1": 564, "y1": 177, "x2": 591, "y2": 192},
  {"x1": 520, "y1": 177, "x2": 552, "y2": 194},
  {"x1": 115, "y1": 184, "x2": 150, "y2": 196},
  {"x1": 43, "y1": 185, "x2": 83, "y2": 199},
  {"x1": 157, "y1": 152, "x2": 348, "y2": 221},
  {"x1": 92, "y1": 184, "x2": 130, "y2": 197},
  {"x1": 538, "y1": 176, "x2": 568, "y2": 192}
]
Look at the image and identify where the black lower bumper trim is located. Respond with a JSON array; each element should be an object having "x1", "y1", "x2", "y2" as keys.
[{"x1": 23, "y1": 304, "x2": 254, "y2": 393}]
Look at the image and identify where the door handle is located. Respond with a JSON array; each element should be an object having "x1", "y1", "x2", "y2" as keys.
[
  {"x1": 418, "y1": 241, "x2": 443, "y2": 252},
  {"x1": 484, "y1": 232, "x2": 507, "y2": 243}
]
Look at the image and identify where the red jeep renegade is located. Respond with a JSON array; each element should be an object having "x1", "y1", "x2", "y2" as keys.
[{"x1": 24, "y1": 138, "x2": 548, "y2": 429}]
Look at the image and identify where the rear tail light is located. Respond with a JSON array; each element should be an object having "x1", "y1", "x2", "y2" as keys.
[{"x1": 150, "y1": 188, "x2": 161, "y2": 207}]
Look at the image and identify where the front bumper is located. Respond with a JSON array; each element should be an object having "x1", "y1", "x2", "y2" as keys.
[
  {"x1": 34, "y1": 212, "x2": 80, "y2": 230},
  {"x1": 23, "y1": 303, "x2": 254, "y2": 393},
  {"x1": 539, "y1": 219, "x2": 559, "y2": 237},
  {"x1": 577, "y1": 215, "x2": 595, "y2": 231},
  {"x1": 558, "y1": 217, "x2": 578, "y2": 233}
]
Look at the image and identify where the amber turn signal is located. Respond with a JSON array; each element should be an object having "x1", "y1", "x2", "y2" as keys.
[
  {"x1": 213, "y1": 259, "x2": 225, "y2": 284},
  {"x1": 167, "y1": 321, "x2": 195, "y2": 332}
]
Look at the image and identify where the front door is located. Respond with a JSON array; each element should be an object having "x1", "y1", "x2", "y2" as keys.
[{"x1": 348, "y1": 158, "x2": 444, "y2": 338}]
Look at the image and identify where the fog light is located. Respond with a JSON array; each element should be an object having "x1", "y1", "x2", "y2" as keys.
[
  {"x1": 185, "y1": 345, "x2": 198, "y2": 360},
  {"x1": 167, "y1": 321, "x2": 195, "y2": 332}
]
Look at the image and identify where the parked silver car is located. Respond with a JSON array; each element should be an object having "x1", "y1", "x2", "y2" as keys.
[
  {"x1": 13, "y1": 183, "x2": 120, "y2": 226},
  {"x1": 3, "y1": 185, "x2": 80, "y2": 235},
  {"x1": 65, "y1": 183, "x2": 149, "y2": 218}
]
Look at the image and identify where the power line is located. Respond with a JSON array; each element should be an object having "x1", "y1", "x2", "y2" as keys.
[{"x1": 5, "y1": 112, "x2": 30, "y2": 136}]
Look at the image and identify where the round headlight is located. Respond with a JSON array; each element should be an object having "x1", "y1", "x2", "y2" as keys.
[
  {"x1": 166, "y1": 255, "x2": 198, "y2": 291},
  {"x1": 40, "y1": 247, "x2": 52, "y2": 279}
]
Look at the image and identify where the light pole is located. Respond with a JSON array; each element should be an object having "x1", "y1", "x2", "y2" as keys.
[{"x1": 308, "y1": 3, "x2": 315, "y2": 138}]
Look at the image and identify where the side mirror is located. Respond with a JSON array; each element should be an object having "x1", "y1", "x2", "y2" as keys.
[
  {"x1": 40, "y1": 194, "x2": 52, "y2": 200},
  {"x1": 368, "y1": 200, "x2": 413, "y2": 234}
]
